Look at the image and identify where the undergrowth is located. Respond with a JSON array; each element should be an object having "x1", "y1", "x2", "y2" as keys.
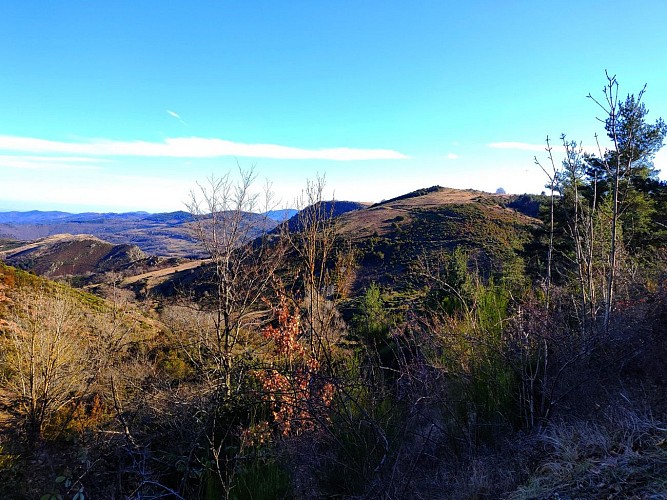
[{"x1": 511, "y1": 406, "x2": 667, "y2": 499}]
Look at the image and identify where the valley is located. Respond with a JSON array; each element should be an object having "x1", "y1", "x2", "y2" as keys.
[{"x1": 0, "y1": 209, "x2": 286, "y2": 258}]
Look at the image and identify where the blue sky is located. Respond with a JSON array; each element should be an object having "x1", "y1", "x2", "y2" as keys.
[{"x1": 2, "y1": 1, "x2": 667, "y2": 212}]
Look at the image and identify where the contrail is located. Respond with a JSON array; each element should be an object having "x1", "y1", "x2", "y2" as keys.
[{"x1": 166, "y1": 110, "x2": 188, "y2": 126}]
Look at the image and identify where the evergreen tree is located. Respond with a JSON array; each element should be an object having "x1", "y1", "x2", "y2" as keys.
[{"x1": 586, "y1": 88, "x2": 667, "y2": 251}]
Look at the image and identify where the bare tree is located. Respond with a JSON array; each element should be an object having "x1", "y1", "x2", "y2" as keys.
[
  {"x1": 560, "y1": 138, "x2": 599, "y2": 335},
  {"x1": 2, "y1": 286, "x2": 90, "y2": 440},
  {"x1": 186, "y1": 167, "x2": 285, "y2": 394},
  {"x1": 286, "y1": 176, "x2": 352, "y2": 361},
  {"x1": 534, "y1": 136, "x2": 558, "y2": 307},
  {"x1": 588, "y1": 74, "x2": 624, "y2": 331}
]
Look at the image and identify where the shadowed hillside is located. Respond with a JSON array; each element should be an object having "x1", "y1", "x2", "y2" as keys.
[
  {"x1": 0, "y1": 234, "x2": 146, "y2": 278},
  {"x1": 0, "y1": 234, "x2": 193, "y2": 288}
]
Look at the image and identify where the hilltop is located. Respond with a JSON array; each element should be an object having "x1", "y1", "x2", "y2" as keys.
[
  {"x1": 0, "y1": 233, "x2": 145, "y2": 277},
  {"x1": 337, "y1": 186, "x2": 537, "y2": 239},
  {"x1": 327, "y1": 186, "x2": 540, "y2": 295}
]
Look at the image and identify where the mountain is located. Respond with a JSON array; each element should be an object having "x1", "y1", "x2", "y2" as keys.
[
  {"x1": 138, "y1": 211, "x2": 194, "y2": 224},
  {"x1": 283, "y1": 200, "x2": 368, "y2": 232},
  {"x1": 0, "y1": 210, "x2": 150, "y2": 224},
  {"x1": 0, "y1": 210, "x2": 74, "y2": 224},
  {"x1": 0, "y1": 188, "x2": 538, "y2": 297},
  {"x1": 264, "y1": 208, "x2": 298, "y2": 221},
  {"x1": 144, "y1": 187, "x2": 538, "y2": 300},
  {"x1": 322, "y1": 186, "x2": 539, "y2": 294},
  {"x1": 0, "y1": 209, "x2": 282, "y2": 257}
]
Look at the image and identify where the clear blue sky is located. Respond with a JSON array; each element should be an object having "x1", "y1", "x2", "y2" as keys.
[{"x1": 2, "y1": 1, "x2": 667, "y2": 212}]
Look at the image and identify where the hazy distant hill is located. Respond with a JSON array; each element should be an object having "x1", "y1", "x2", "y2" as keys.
[
  {"x1": 0, "y1": 209, "x2": 283, "y2": 257},
  {"x1": 0, "y1": 211, "x2": 150, "y2": 224},
  {"x1": 265, "y1": 208, "x2": 298, "y2": 221},
  {"x1": 0, "y1": 210, "x2": 74, "y2": 223},
  {"x1": 283, "y1": 200, "x2": 368, "y2": 232}
]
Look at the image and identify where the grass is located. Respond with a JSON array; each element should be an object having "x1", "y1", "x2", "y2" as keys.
[
  {"x1": 205, "y1": 456, "x2": 292, "y2": 500},
  {"x1": 510, "y1": 406, "x2": 667, "y2": 499}
]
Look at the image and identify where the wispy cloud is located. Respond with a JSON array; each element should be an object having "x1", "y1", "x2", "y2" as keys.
[
  {"x1": 166, "y1": 109, "x2": 188, "y2": 126},
  {"x1": 488, "y1": 142, "x2": 556, "y2": 152},
  {"x1": 446, "y1": 153, "x2": 459, "y2": 160},
  {"x1": 655, "y1": 148, "x2": 667, "y2": 173},
  {"x1": 0, "y1": 155, "x2": 105, "y2": 170},
  {"x1": 488, "y1": 141, "x2": 602, "y2": 154},
  {"x1": 0, "y1": 135, "x2": 408, "y2": 161}
]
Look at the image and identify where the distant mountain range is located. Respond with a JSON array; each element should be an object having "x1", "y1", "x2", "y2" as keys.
[
  {"x1": 0, "y1": 209, "x2": 298, "y2": 225},
  {"x1": 0, "y1": 208, "x2": 298, "y2": 257},
  {"x1": 0, "y1": 210, "x2": 153, "y2": 224}
]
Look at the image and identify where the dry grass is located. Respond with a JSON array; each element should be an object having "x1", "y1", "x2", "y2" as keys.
[
  {"x1": 510, "y1": 406, "x2": 667, "y2": 499},
  {"x1": 335, "y1": 187, "x2": 526, "y2": 241}
]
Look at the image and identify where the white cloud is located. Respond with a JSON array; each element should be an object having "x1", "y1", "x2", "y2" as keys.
[
  {"x1": 446, "y1": 153, "x2": 459, "y2": 160},
  {"x1": 166, "y1": 110, "x2": 188, "y2": 126},
  {"x1": 0, "y1": 170, "x2": 188, "y2": 212},
  {"x1": 655, "y1": 148, "x2": 667, "y2": 178},
  {"x1": 0, "y1": 135, "x2": 409, "y2": 161},
  {"x1": 488, "y1": 141, "x2": 605, "y2": 155},
  {"x1": 0, "y1": 155, "x2": 105, "y2": 170},
  {"x1": 488, "y1": 141, "x2": 555, "y2": 152}
]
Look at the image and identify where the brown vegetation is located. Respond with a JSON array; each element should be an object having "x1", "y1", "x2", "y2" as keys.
[{"x1": 0, "y1": 77, "x2": 666, "y2": 498}]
